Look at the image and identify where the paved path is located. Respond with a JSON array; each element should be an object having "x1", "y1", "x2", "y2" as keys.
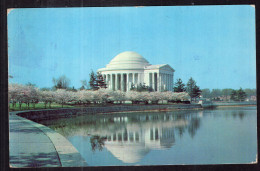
[{"x1": 9, "y1": 113, "x2": 87, "y2": 167}]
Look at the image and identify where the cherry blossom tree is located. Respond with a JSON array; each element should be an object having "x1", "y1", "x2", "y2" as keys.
[
  {"x1": 8, "y1": 83, "x2": 22, "y2": 108},
  {"x1": 176, "y1": 92, "x2": 190, "y2": 102},
  {"x1": 126, "y1": 91, "x2": 143, "y2": 104},
  {"x1": 40, "y1": 90, "x2": 55, "y2": 108},
  {"x1": 54, "y1": 89, "x2": 73, "y2": 107},
  {"x1": 140, "y1": 92, "x2": 150, "y2": 104},
  {"x1": 150, "y1": 91, "x2": 164, "y2": 104},
  {"x1": 75, "y1": 90, "x2": 92, "y2": 105},
  {"x1": 94, "y1": 88, "x2": 111, "y2": 104},
  {"x1": 8, "y1": 84, "x2": 40, "y2": 109},
  {"x1": 112, "y1": 90, "x2": 126, "y2": 104},
  {"x1": 28, "y1": 86, "x2": 40, "y2": 109}
]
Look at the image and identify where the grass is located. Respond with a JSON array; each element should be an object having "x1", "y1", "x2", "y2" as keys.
[
  {"x1": 9, "y1": 100, "x2": 189, "y2": 112},
  {"x1": 9, "y1": 102, "x2": 75, "y2": 111}
]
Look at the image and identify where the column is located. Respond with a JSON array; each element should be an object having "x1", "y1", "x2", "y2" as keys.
[
  {"x1": 131, "y1": 73, "x2": 134, "y2": 85},
  {"x1": 167, "y1": 74, "x2": 171, "y2": 91},
  {"x1": 103, "y1": 74, "x2": 106, "y2": 87},
  {"x1": 115, "y1": 74, "x2": 118, "y2": 90},
  {"x1": 137, "y1": 73, "x2": 139, "y2": 85},
  {"x1": 112, "y1": 74, "x2": 114, "y2": 90},
  {"x1": 164, "y1": 74, "x2": 166, "y2": 91},
  {"x1": 169, "y1": 74, "x2": 171, "y2": 91},
  {"x1": 156, "y1": 72, "x2": 159, "y2": 91},
  {"x1": 168, "y1": 74, "x2": 171, "y2": 91},
  {"x1": 104, "y1": 74, "x2": 107, "y2": 87},
  {"x1": 126, "y1": 73, "x2": 129, "y2": 91},
  {"x1": 108, "y1": 74, "x2": 111, "y2": 89},
  {"x1": 109, "y1": 74, "x2": 113, "y2": 90},
  {"x1": 131, "y1": 73, "x2": 134, "y2": 88},
  {"x1": 165, "y1": 74, "x2": 168, "y2": 91},
  {"x1": 110, "y1": 74, "x2": 112, "y2": 90},
  {"x1": 159, "y1": 73, "x2": 161, "y2": 91},
  {"x1": 162, "y1": 74, "x2": 164, "y2": 91},
  {"x1": 155, "y1": 72, "x2": 158, "y2": 91},
  {"x1": 134, "y1": 73, "x2": 137, "y2": 85},
  {"x1": 121, "y1": 73, "x2": 124, "y2": 91},
  {"x1": 151, "y1": 72, "x2": 154, "y2": 90},
  {"x1": 170, "y1": 74, "x2": 173, "y2": 91},
  {"x1": 133, "y1": 73, "x2": 136, "y2": 85}
]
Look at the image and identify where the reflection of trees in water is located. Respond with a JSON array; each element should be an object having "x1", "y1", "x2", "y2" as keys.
[
  {"x1": 90, "y1": 135, "x2": 107, "y2": 152},
  {"x1": 231, "y1": 111, "x2": 245, "y2": 120},
  {"x1": 188, "y1": 118, "x2": 201, "y2": 138},
  {"x1": 207, "y1": 109, "x2": 246, "y2": 121},
  {"x1": 238, "y1": 111, "x2": 245, "y2": 120},
  {"x1": 178, "y1": 127, "x2": 185, "y2": 138}
]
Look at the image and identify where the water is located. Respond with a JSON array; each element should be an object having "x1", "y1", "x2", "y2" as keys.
[{"x1": 38, "y1": 106, "x2": 257, "y2": 166}]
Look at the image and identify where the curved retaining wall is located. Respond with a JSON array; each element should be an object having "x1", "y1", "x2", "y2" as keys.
[
  {"x1": 16, "y1": 104, "x2": 202, "y2": 121},
  {"x1": 10, "y1": 112, "x2": 88, "y2": 167}
]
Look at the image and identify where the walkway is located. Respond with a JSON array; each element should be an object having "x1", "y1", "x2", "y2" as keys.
[{"x1": 9, "y1": 113, "x2": 87, "y2": 167}]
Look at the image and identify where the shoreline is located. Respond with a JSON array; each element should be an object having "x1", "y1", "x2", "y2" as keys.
[
  {"x1": 10, "y1": 102, "x2": 257, "y2": 121},
  {"x1": 215, "y1": 104, "x2": 256, "y2": 108},
  {"x1": 13, "y1": 104, "x2": 202, "y2": 121}
]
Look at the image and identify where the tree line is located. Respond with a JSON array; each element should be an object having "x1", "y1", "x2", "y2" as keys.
[{"x1": 201, "y1": 88, "x2": 255, "y2": 101}]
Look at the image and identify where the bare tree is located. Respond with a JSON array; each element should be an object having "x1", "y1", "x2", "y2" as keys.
[
  {"x1": 52, "y1": 75, "x2": 70, "y2": 89},
  {"x1": 80, "y1": 80, "x2": 88, "y2": 90}
]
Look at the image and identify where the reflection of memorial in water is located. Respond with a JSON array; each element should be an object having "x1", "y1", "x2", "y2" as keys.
[
  {"x1": 40, "y1": 111, "x2": 202, "y2": 163},
  {"x1": 103, "y1": 124, "x2": 177, "y2": 163},
  {"x1": 92, "y1": 112, "x2": 202, "y2": 163}
]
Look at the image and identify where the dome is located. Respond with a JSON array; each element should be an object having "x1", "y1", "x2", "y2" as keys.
[
  {"x1": 105, "y1": 143, "x2": 150, "y2": 163},
  {"x1": 98, "y1": 51, "x2": 150, "y2": 71}
]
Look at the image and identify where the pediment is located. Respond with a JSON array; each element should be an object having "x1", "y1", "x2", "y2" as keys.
[{"x1": 159, "y1": 64, "x2": 175, "y2": 72}]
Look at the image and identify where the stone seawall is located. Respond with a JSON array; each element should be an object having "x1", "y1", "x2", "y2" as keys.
[
  {"x1": 16, "y1": 104, "x2": 202, "y2": 121},
  {"x1": 213, "y1": 101, "x2": 257, "y2": 106}
]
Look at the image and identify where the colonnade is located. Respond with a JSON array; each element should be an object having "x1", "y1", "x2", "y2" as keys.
[
  {"x1": 106, "y1": 131, "x2": 140, "y2": 142},
  {"x1": 101, "y1": 72, "x2": 173, "y2": 92},
  {"x1": 105, "y1": 127, "x2": 175, "y2": 143},
  {"x1": 156, "y1": 73, "x2": 174, "y2": 91}
]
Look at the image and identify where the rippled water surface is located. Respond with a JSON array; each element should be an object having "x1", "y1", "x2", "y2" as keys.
[{"x1": 39, "y1": 106, "x2": 257, "y2": 166}]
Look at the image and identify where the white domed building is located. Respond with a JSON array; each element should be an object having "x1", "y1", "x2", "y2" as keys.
[{"x1": 97, "y1": 51, "x2": 175, "y2": 92}]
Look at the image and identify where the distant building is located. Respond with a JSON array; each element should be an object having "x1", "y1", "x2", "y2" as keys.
[
  {"x1": 248, "y1": 95, "x2": 256, "y2": 101},
  {"x1": 97, "y1": 51, "x2": 175, "y2": 92}
]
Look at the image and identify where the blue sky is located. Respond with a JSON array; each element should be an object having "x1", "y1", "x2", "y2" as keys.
[{"x1": 8, "y1": 5, "x2": 256, "y2": 90}]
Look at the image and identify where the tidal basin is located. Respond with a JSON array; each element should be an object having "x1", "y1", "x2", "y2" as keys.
[{"x1": 35, "y1": 106, "x2": 257, "y2": 166}]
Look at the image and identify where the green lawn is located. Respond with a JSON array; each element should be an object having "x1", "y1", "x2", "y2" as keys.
[
  {"x1": 9, "y1": 102, "x2": 75, "y2": 111},
  {"x1": 9, "y1": 100, "x2": 185, "y2": 112}
]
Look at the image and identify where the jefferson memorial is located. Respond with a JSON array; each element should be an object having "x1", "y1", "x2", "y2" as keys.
[{"x1": 97, "y1": 51, "x2": 175, "y2": 92}]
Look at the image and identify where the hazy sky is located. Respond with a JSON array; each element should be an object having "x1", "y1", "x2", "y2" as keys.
[{"x1": 8, "y1": 5, "x2": 256, "y2": 89}]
